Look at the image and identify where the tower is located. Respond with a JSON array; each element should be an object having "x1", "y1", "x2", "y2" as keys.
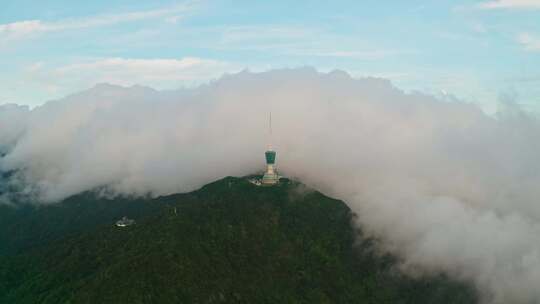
[
  {"x1": 262, "y1": 149, "x2": 278, "y2": 185},
  {"x1": 262, "y1": 113, "x2": 279, "y2": 185}
]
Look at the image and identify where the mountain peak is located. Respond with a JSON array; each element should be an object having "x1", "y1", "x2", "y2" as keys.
[{"x1": 0, "y1": 176, "x2": 477, "y2": 303}]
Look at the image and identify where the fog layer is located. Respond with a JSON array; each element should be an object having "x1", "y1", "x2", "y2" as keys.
[{"x1": 2, "y1": 68, "x2": 540, "y2": 303}]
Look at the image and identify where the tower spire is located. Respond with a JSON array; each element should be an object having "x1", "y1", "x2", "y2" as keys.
[
  {"x1": 268, "y1": 111, "x2": 273, "y2": 150},
  {"x1": 270, "y1": 111, "x2": 272, "y2": 136}
]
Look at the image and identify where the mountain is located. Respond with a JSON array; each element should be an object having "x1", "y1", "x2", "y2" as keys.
[{"x1": 0, "y1": 177, "x2": 477, "y2": 303}]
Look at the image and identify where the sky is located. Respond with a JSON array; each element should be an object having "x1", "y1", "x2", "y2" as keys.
[{"x1": 1, "y1": 0, "x2": 540, "y2": 112}]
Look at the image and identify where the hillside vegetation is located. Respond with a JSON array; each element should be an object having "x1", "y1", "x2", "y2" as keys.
[{"x1": 0, "y1": 177, "x2": 477, "y2": 303}]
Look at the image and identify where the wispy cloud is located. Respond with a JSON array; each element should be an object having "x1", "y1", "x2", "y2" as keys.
[
  {"x1": 286, "y1": 50, "x2": 402, "y2": 60},
  {"x1": 517, "y1": 33, "x2": 540, "y2": 51},
  {"x1": 214, "y1": 25, "x2": 403, "y2": 60},
  {"x1": 25, "y1": 57, "x2": 237, "y2": 92},
  {"x1": 219, "y1": 25, "x2": 314, "y2": 44},
  {"x1": 55, "y1": 57, "x2": 232, "y2": 81},
  {"x1": 479, "y1": 0, "x2": 540, "y2": 9},
  {"x1": 0, "y1": 4, "x2": 193, "y2": 40}
]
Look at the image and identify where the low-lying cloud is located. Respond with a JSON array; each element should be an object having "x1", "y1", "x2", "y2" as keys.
[{"x1": 2, "y1": 68, "x2": 540, "y2": 303}]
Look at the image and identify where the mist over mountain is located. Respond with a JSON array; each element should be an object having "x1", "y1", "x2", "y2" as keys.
[{"x1": 2, "y1": 68, "x2": 540, "y2": 303}]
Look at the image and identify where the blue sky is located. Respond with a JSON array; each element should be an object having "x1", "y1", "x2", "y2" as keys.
[{"x1": 1, "y1": 0, "x2": 539, "y2": 112}]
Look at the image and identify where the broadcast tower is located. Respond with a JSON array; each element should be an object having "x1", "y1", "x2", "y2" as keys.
[{"x1": 262, "y1": 113, "x2": 279, "y2": 185}]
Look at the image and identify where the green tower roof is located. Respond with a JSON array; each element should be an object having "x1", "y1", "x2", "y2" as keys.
[{"x1": 265, "y1": 150, "x2": 276, "y2": 164}]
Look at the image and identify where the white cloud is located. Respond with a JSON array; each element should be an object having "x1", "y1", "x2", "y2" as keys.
[
  {"x1": 517, "y1": 33, "x2": 540, "y2": 51},
  {"x1": 0, "y1": 104, "x2": 29, "y2": 151},
  {"x1": 479, "y1": 0, "x2": 540, "y2": 9},
  {"x1": 4, "y1": 69, "x2": 540, "y2": 302},
  {"x1": 0, "y1": 4, "x2": 193, "y2": 40}
]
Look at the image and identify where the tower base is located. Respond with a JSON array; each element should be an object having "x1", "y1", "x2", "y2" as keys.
[{"x1": 262, "y1": 173, "x2": 279, "y2": 185}]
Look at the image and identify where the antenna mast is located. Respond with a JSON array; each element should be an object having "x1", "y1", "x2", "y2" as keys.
[
  {"x1": 270, "y1": 112, "x2": 273, "y2": 135},
  {"x1": 268, "y1": 112, "x2": 273, "y2": 150}
]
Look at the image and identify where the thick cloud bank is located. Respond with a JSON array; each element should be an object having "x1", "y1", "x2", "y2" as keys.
[{"x1": 2, "y1": 68, "x2": 540, "y2": 303}]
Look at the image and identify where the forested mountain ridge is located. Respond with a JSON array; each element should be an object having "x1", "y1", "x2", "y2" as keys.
[{"x1": 0, "y1": 177, "x2": 477, "y2": 303}]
